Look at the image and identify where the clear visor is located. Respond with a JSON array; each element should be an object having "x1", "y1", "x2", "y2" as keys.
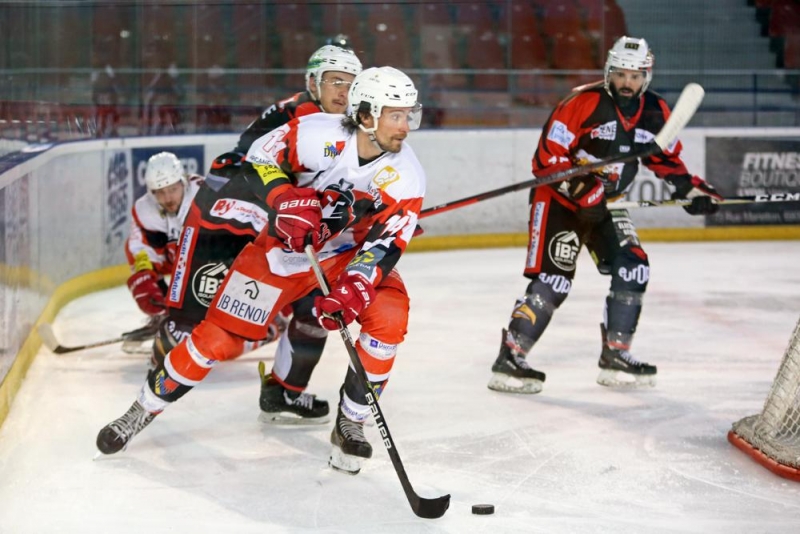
[{"x1": 382, "y1": 103, "x2": 423, "y2": 131}]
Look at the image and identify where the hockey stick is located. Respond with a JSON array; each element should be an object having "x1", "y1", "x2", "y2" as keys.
[
  {"x1": 37, "y1": 319, "x2": 160, "y2": 355},
  {"x1": 303, "y1": 244, "x2": 451, "y2": 519},
  {"x1": 611, "y1": 193, "x2": 800, "y2": 210},
  {"x1": 419, "y1": 82, "x2": 706, "y2": 219}
]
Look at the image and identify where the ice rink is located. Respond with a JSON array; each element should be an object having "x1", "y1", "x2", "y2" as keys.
[{"x1": 2, "y1": 242, "x2": 800, "y2": 533}]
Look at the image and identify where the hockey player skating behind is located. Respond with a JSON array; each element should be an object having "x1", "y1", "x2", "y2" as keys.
[
  {"x1": 123, "y1": 152, "x2": 202, "y2": 353},
  {"x1": 96, "y1": 67, "x2": 426, "y2": 476},
  {"x1": 488, "y1": 36, "x2": 721, "y2": 394}
]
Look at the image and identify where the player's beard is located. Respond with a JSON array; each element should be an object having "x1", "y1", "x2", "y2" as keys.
[
  {"x1": 376, "y1": 133, "x2": 405, "y2": 154},
  {"x1": 609, "y1": 84, "x2": 641, "y2": 116}
]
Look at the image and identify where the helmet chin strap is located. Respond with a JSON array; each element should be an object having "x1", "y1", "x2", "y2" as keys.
[{"x1": 357, "y1": 120, "x2": 383, "y2": 151}]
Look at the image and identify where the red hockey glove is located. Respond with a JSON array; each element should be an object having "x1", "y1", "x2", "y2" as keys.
[
  {"x1": 566, "y1": 174, "x2": 608, "y2": 224},
  {"x1": 127, "y1": 269, "x2": 166, "y2": 316},
  {"x1": 671, "y1": 175, "x2": 722, "y2": 215},
  {"x1": 314, "y1": 272, "x2": 376, "y2": 330},
  {"x1": 272, "y1": 187, "x2": 322, "y2": 252}
]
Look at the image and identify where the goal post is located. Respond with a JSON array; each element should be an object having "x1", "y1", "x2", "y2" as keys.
[{"x1": 728, "y1": 316, "x2": 800, "y2": 482}]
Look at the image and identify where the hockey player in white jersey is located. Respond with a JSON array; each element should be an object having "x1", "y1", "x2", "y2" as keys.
[
  {"x1": 97, "y1": 67, "x2": 426, "y2": 476},
  {"x1": 123, "y1": 152, "x2": 201, "y2": 351}
]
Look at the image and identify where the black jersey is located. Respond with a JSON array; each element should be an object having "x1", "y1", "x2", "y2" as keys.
[{"x1": 533, "y1": 82, "x2": 692, "y2": 201}]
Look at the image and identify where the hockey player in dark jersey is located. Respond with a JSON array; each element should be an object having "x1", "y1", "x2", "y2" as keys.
[
  {"x1": 150, "y1": 45, "x2": 362, "y2": 424},
  {"x1": 488, "y1": 36, "x2": 722, "y2": 394}
]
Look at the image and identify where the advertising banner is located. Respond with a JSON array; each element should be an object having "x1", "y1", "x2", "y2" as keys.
[{"x1": 706, "y1": 138, "x2": 800, "y2": 226}]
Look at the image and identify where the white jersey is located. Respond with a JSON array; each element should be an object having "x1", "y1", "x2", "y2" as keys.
[
  {"x1": 125, "y1": 177, "x2": 202, "y2": 275},
  {"x1": 245, "y1": 113, "x2": 426, "y2": 283}
]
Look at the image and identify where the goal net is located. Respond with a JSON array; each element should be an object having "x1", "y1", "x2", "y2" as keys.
[{"x1": 728, "y1": 316, "x2": 800, "y2": 481}]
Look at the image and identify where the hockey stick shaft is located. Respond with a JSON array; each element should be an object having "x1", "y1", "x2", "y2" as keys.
[
  {"x1": 420, "y1": 82, "x2": 705, "y2": 219},
  {"x1": 303, "y1": 245, "x2": 450, "y2": 519},
  {"x1": 37, "y1": 320, "x2": 159, "y2": 355},
  {"x1": 612, "y1": 193, "x2": 800, "y2": 210}
]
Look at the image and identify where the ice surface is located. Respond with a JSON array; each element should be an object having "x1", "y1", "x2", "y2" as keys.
[{"x1": 2, "y1": 242, "x2": 800, "y2": 533}]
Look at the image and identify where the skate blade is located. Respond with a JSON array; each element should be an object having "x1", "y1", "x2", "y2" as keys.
[
  {"x1": 329, "y1": 446, "x2": 363, "y2": 475},
  {"x1": 258, "y1": 411, "x2": 330, "y2": 426},
  {"x1": 596, "y1": 369, "x2": 656, "y2": 388},
  {"x1": 487, "y1": 373, "x2": 543, "y2": 394}
]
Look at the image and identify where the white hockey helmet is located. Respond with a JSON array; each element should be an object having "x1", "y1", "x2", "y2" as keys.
[
  {"x1": 347, "y1": 66, "x2": 422, "y2": 133},
  {"x1": 305, "y1": 45, "x2": 362, "y2": 97},
  {"x1": 604, "y1": 36, "x2": 654, "y2": 93},
  {"x1": 144, "y1": 152, "x2": 185, "y2": 193}
]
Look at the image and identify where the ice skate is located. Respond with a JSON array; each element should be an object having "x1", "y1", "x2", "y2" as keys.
[
  {"x1": 329, "y1": 406, "x2": 372, "y2": 475},
  {"x1": 258, "y1": 362, "x2": 329, "y2": 425},
  {"x1": 596, "y1": 346, "x2": 657, "y2": 387},
  {"x1": 487, "y1": 329, "x2": 546, "y2": 394},
  {"x1": 121, "y1": 315, "x2": 163, "y2": 355},
  {"x1": 596, "y1": 324, "x2": 656, "y2": 388},
  {"x1": 96, "y1": 401, "x2": 159, "y2": 455}
]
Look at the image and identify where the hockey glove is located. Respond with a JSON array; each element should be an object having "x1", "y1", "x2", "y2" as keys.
[
  {"x1": 127, "y1": 269, "x2": 166, "y2": 316},
  {"x1": 566, "y1": 174, "x2": 608, "y2": 224},
  {"x1": 314, "y1": 272, "x2": 376, "y2": 330},
  {"x1": 272, "y1": 187, "x2": 322, "y2": 252},
  {"x1": 671, "y1": 175, "x2": 722, "y2": 215}
]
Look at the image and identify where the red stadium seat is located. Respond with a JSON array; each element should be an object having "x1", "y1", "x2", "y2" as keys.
[
  {"x1": 372, "y1": 30, "x2": 414, "y2": 69},
  {"x1": 503, "y1": 1, "x2": 539, "y2": 39},
  {"x1": 274, "y1": 2, "x2": 314, "y2": 32},
  {"x1": 550, "y1": 32, "x2": 599, "y2": 70},
  {"x1": 366, "y1": 3, "x2": 408, "y2": 35},
  {"x1": 412, "y1": 3, "x2": 452, "y2": 27},
  {"x1": 601, "y1": 1, "x2": 628, "y2": 49},
  {"x1": 319, "y1": 3, "x2": 363, "y2": 40},
  {"x1": 784, "y1": 34, "x2": 800, "y2": 69},
  {"x1": 279, "y1": 32, "x2": 319, "y2": 89},
  {"x1": 768, "y1": 3, "x2": 800, "y2": 37},
  {"x1": 539, "y1": 1, "x2": 583, "y2": 38},
  {"x1": 510, "y1": 29, "x2": 550, "y2": 69},
  {"x1": 464, "y1": 29, "x2": 509, "y2": 90}
]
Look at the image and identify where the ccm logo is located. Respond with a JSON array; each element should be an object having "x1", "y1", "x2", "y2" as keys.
[{"x1": 278, "y1": 198, "x2": 320, "y2": 210}]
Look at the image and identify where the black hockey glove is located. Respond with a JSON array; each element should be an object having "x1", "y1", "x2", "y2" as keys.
[
  {"x1": 670, "y1": 175, "x2": 722, "y2": 215},
  {"x1": 566, "y1": 175, "x2": 609, "y2": 224}
]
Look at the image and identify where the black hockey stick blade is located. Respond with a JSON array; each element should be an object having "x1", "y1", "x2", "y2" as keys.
[
  {"x1": 37, "y1": 323, "x2": 124, "y2": 354},
  {"x1": 419, "y1": 82, "x2": 705, "y2": 219},
  {"x1": 304, "y1": 245, "x2": 450, "y2": 519}
]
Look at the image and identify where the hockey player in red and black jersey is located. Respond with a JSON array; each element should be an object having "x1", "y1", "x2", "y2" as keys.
[
  {"x1": 97, "y1": 67, "x2": 426, "y2": 476},
  {"x1": 488, "y1": 36, "x2": 722, "y2": 394},
  {"x1": 148, "y1": 45, "x2": 362, "y2": 423}
]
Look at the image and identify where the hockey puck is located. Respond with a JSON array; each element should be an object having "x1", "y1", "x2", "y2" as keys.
[{"x1": 471, "y1": 504, "x2": 495, "y2": 515}]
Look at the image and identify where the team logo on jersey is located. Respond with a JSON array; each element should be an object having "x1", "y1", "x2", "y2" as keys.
[
  {"x1": 634, "y1": 129, "x2": 655, "y2": 145},
  {"x1": 548, "y1": 231, "x2": 580, "y2": 271},
  {"x1": 192, "y1": 262, "x2": 229, "y2": 307},
  {"x1": 209, "y1": 198, "x2": 269, "y2": 231},
  {"x1": 546, "y1": 120, "x2": 575, "y2": 149},
  {"x1": 591, "y1": 121, "x2": 617, "y2": 141},
  {"x1": 372, "y1": 166, "x2": 400, "y2": 189},
  {"x1": 324, "y1": 141, "x2": 346, "y2": 158}
]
